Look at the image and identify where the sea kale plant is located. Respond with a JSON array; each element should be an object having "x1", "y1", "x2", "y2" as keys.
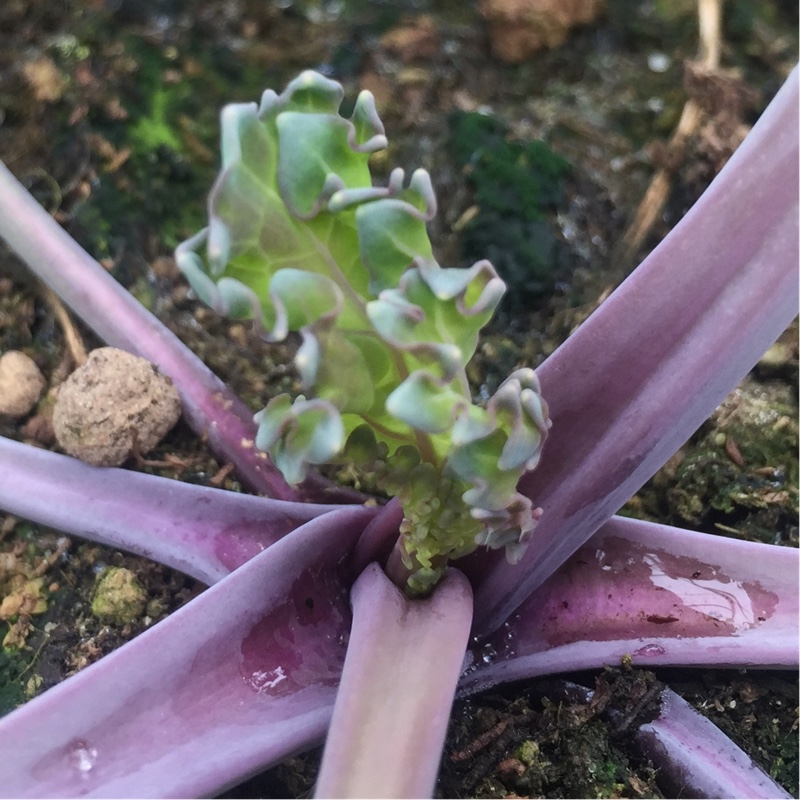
[
  {"x1": 0, "y1": 66, "x2": 796, "y2": 799},
  {"x1": 175, "y1": 70, "x2": 551, "y2": 595}
]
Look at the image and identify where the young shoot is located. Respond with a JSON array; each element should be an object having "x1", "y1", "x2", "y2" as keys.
[{"x1": 176, "y1": 71, "x2": 550, "y2": 595}]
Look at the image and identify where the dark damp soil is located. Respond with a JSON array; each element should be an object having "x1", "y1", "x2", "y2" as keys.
[{"x1": 0, "y1": 1, "x2": 797, "y2": 797}]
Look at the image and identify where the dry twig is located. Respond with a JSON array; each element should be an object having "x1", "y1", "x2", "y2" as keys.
[
  {"x1": 41, "y1": 285, "x2": 87, "y2": 366},
  {"x1": 614, "y1": 0, "x2": 721, "y2": 266}
]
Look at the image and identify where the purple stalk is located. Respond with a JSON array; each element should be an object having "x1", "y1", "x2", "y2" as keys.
[
  {"x1": 470, "y1": 67, "x2": 800, "y2": 634},
  {"x1": 0, "y1": 161, "x2": 365, "y2": 504},
  {"x1": 315, "y1": 564, "x2": 473, "y2": 798},
  {"x1": 0, "y1": 435, "x2": 362, "y2": 584},
  {"x1": 460, "y1": 516, "x2": 798, "y2": 696},
  {"x1": 547, "y1": 681, "x2": 789, "y2": 800},
  {"x1": 0, "y1": 506, "x2": 372, "y2": 799},
  {"x1": 634, "y1": 688, "x2": 791, "y2": 799}
]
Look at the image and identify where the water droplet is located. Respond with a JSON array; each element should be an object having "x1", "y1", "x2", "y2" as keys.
[
  {"x1": 480, "y1": 644, "x2": 497, "y2": 664},
  {"x1": 238, "y1": 566, "x2": 350, "y2": 697},
  {"x1": 247, "y1": 667, "x2": 287, "y2": 694},
  {"x1": 642, "y1": 553, "x2": 759, "y2": 630},
  {"x1": 633, "y1": 643, "x2": 666, "y2": 658},
  {"x1": 68, "y1": 740, "x2": 97, "y2": 776}
]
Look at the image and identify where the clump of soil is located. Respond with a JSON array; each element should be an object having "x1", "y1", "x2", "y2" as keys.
[
  {"x1": 479, "y1": 0, "x2": 607, "y2": 62},
  {"x1": 52, "y1": 347, "x2": 181, "y2": 466}
]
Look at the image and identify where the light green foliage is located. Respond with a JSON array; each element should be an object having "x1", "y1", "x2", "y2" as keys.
[{"x1": 177, "y1": 71, "x2": 550, "y2": 587}]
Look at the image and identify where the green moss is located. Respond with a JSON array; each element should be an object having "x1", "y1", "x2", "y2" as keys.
[
  {"x1": 439, "y1": 669, "x2": 663, "y2": 798},
  {"x1": 0, "y1": 644, "x2": 28, "y2": 717},
  {"x1": 91, "y1": 567, "x2": 147, "y2": 626},
  {"x1": 68, "y1": 31, "x2": 288, "y2": 263},
  {"x1": 448, "y1": 111, "x2": 571, "y2": 310},
  {"x1": 128, "y1": 86, "x2": 183, "y2": 152},
  {"x1": 516, "y1": 739, "x2": 539, "y2": 766},
  {"x1": 450, "y1": 113, "x2": 570, "y2": 217},
  {"x1": 628, "y1": 377, "x2": 798, "y2": 545},
  {"x1": 673, "y1": 388, "x2": 797, "y2": 540}
]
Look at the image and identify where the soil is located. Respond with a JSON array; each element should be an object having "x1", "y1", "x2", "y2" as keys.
[{"x1": 0, "y1": 1, "x2": 797, "y2": 797}]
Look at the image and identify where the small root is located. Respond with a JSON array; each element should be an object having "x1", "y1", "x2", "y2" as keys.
[
  {"x1": 210, "y1": 462, "x2": 235, "y2": 485},
  {"x1": 41, "y1": 285, "x2": 87, "y2": 366}
]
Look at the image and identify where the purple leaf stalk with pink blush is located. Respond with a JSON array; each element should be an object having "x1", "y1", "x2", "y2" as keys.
[
  {"x1": 0, "y1": 436, "x2": 366, "y2": 582},
  {"x1": 0, "y1": 65, "x2": 796, "y2": 799}
]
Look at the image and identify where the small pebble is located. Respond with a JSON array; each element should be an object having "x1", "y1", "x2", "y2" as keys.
[
  {"x1": 0, "y1": 351, "x2": 46, "y2": 419},
  {"x1": 647, "y1": 52, "x2": 671, "y2": 73},
  {"x1": 52, "y1": 347, "x2": 181, "y2": 466},
  {"x1": 759, "y1": 341, "x2": 792, "y2": 369}
]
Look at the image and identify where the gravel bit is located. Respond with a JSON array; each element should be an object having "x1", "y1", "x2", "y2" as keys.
[{"x1": 0, "y1": 350, "x2": 46, "y2": 419}]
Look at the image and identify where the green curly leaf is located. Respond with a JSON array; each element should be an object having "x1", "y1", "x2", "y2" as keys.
[
  {"x1": 254, "y1": 394, "x2": 344, "y2": 486},
  {"x1": 176, "y1": 70, "x2": 551, "y2": 587}
]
